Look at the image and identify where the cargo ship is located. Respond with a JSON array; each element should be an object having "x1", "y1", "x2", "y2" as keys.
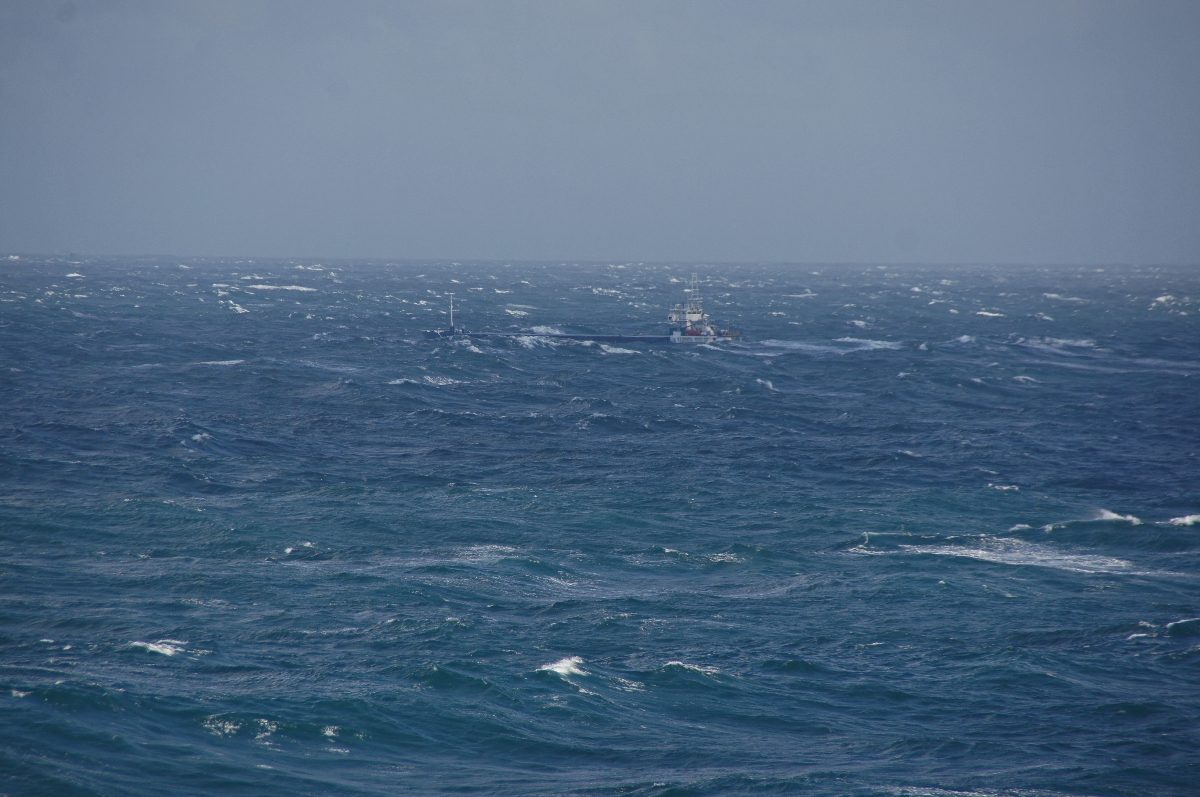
[{"x1": 424, "y1": 275, "x2": 740, "y2": 343}]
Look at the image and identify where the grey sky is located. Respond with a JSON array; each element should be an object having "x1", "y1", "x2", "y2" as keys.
[{"x1": 1, "y1": 1, "x2": 1197, "y2": 263}]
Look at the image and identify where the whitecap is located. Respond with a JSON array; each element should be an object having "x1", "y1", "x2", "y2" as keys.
[
  {"x1": 242, "y1": 284, "x2": 317, "y2": 292},
  {"x1": 895, "y1": 538, "x2": 1135, "y2": 574},
  {"x1": 1165, "y1": 514, "x2": 1200, "y2": 526},
  {"x1": 611, "y1": 677, "x2": 644, "y2": 691},
  {"x1": 529, "y1": 326, "x2": 564, "y2": 335},
  {"x1": 424, "y1": 375, "x2": 461, "y2": 386},
  {"x1": 833, "y1": 337, "x2": 903, "y2": 350},
  {"x1": 387, "y1": 378, "x2": 421, "y2": 385},
  {"x1": 195, "y1": 359, "x2": 243, "y2": 366},
  {"x1": 599, "y1": 344, "x2": 639, "y2": 355},
  {"x1": 1043, "y1": 293, "x2": 1086, "y2": 302},
  {"x1": 975, "y1": 310, "x2": 1005, "y2": 317},
  {"x1": 1167, "y1": 618, "x2": 1200, "y2": 633},
  {"x1": 1096, "y1": 509, "x2": 1142, "y2": 525},
  {"x1": 505, "y1": 309, "x2": 529, "y2": 317},
  {"x1": 1044, "y1": 337, "x2": 1095, "y2": 348},
  {"x1": 663, "y1": 661, "x2": 721, "y2": 675},
  {"x1": 513, "y1": 335, "x2": 559, "y2": 349},
  {"x1": 66, "y1": 272, "x2": 84, "y2": 278},
  {"x1": 757, "y1": 339, "x2": 870, "y2": 356},
  {"x1": 452, "y1": 544, "x2": 518, "y2": 563},
  {"x1": 203, "y1": 718, "x2": 240, "y2": 736},
  {"x1": 130, "y1": 640, "x2": 187, "y2": 656},
  {"x1": 756, "y1": 378, "x2": 778, "y2": 391},
  {"x1": 538, "y1": 656, "x2": 586, "y2": 677}
]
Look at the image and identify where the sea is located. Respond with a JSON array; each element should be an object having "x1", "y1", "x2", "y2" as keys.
[{"x1": 1, "y1": 257, "x2": 1198, "y2": 797}]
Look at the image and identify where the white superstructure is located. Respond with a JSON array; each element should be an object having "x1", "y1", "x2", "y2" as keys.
[{"x1": 668, "y1": 274, "x2": 740, "y2": 341}]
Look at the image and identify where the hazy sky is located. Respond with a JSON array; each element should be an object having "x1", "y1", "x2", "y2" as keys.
[{"x1": 1, "y1": 1, "x2": 1198, "y2": 263}]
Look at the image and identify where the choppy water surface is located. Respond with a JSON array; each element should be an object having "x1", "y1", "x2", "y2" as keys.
[{"x1": 1, "y1": 258, "x2": 1198, "y2": 796}]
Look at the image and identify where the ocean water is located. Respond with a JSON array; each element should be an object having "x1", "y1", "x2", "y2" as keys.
[{"x1": 1, "y1": 257, "x2": 1198, "y2": 797}]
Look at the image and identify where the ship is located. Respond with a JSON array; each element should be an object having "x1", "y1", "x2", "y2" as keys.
[
  {"x1": 424, "y1": 274, "x2": 740, "y2": 343},
  {"x1": 665, "y1": 274, "x2": 741, "y2": 341}
]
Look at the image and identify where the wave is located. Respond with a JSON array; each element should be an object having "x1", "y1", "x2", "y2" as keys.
[
  {"x1": 860, "y1": 537, "x2": 1138, "y2": 574},
  {"x1": 454, "y1": 544, "x2": 519, "y2": 563},
  {"x1": 834, "y1": 337, "x2": 903, "y2": 350},
  {"x1": 242, "y1": 284, "x2": 317, "y2": 292},
  {"x1": 1019, "y1": 337, "x2": 1097, "y2": 356},
  {"x1": 538, "y1": 656, "x2": 586, "y2": 677},
  {"x1": 1044, "y1": 337, "x2": 1096, "y2": 348},
  {"x1": 759, "y1": 338, "x2": 901, "y2": 355},
  {"x1": 662, "y1": 661, "x2": 721, "y2": 675},
  {"x1": 1095, "y1": 509, "x2": 1142, "y2": 525},
  {"x1": 129, "y1": 639, "x2": 187, "y2": 656},
  {"x1": 1167, "y1": 618, "x2": 1200, "y2": 636}
]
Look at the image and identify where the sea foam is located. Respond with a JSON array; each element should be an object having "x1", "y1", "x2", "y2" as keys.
[
  {"x1": 242, "y1": 284, "x2": 317, "y2": 292},
  {"x1": 886, "y1": 538, "x2": 1137, "y2": 574},
  {"x1": 130, "y1": 640, "x2": 187, "y2": 656},
  {"x1": 1096, "y1": 509, "x2": 1142, "y2": 525},
  {"x1": 538, "y1": 656, "x2": 586, "y2": 677}
]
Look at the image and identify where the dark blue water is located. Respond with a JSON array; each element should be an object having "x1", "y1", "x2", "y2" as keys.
[{"x1": 2, "y1": 258, "x2": 1198, "y2": 797}]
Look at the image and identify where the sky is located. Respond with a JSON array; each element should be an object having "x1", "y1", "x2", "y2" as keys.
[{"x1": 1, "y1": 0, "x2": 1198, "y2": 264}]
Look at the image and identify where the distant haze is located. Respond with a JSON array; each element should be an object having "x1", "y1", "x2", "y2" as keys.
[{"x1": 1, "y1": 1, "x2": 1198, "y2": 264}]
